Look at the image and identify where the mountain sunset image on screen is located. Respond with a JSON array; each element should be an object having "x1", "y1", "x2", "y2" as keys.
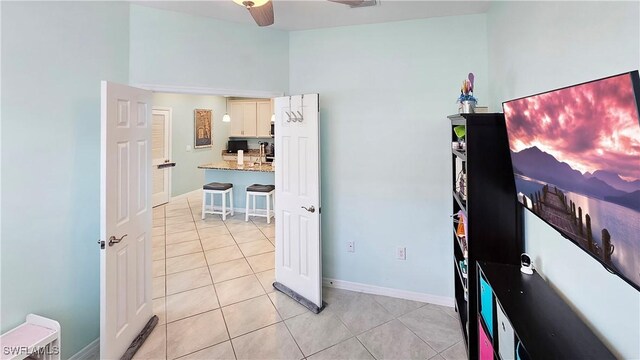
[{"x1": 503, "y1": 72, "x2": 640, "y2": 291}]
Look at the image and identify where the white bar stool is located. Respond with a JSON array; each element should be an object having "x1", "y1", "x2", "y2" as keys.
[
  {"x1": 245, "y1": 184, "x2": 275, "y2": 224},
  {"x1": 202, "y1": 182, "x2": 234, "y2": 221}
]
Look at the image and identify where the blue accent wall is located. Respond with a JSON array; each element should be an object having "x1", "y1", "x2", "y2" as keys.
[
  {"x1": 0, "y1": 2, "x2": 130, "y2": 358},
  {"x1": 288, "y1": 15, "x2": 489, "y2": 299},
  {"x1": 486, "y1": 2, "x2": 640, "y2": 358}
]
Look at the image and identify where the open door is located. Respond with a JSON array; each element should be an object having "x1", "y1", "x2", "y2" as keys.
[
  {"x1": 273, "y1": 94, "x2": 322, "y2": 311},
  {"x1": 100, "y1": 81, "x2": 154, "y2": 358},
  {"x1": 152, "y1": 107, "x2": 172, "y2": 207}
]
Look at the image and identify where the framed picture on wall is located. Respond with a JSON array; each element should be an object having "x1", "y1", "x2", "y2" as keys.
[{"x1": 194, "y1": 109, "x2": 212, "y2": 148}]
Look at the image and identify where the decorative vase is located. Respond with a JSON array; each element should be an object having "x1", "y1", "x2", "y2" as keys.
[{"x1": 460, "y1": 100, "x2": 477, "y2": 114}]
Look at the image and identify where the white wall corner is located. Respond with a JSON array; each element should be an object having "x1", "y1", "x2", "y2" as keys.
[
  {"x1": 69, "y1": 338, "x2": 99, "y2": 360},
  {"x1": 323, "y1": 278, "x2": 455, "y2": 308}
]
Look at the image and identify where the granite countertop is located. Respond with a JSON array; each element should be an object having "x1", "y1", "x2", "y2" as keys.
[
  {"x1": 198, "y1": 161, "x2": 274, "y2": 173},
  {"x1": 222, "y1": 149, "x2": 268, "y2": 156}
]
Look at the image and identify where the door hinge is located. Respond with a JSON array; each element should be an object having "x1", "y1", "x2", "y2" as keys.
[{"x1": 98, "y1": 239, "x2": 105, "y2": 249}]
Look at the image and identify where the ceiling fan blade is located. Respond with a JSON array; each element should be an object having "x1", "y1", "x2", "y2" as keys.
[
  {"x1": 248, "y1": 0, "x2": 274, "y2": 27},
  {"x1": 328, "y1": 0, "x2": 365, "y2": 5},
  {"x1": 328, "y1": 0, "x2": 376, "y2": 7}
]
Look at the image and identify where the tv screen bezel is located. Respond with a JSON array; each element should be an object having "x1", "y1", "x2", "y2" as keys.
[{"x1": 502, "y1": 70, "x2": 640, "y2": 292}]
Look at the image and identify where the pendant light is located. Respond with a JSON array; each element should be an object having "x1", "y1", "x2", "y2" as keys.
[{"x1": 222, "y1": 97, "x2": 231, "y2": 123}]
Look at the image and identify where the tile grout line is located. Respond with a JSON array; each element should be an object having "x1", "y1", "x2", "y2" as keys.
[
  {"x1": 157, "y1": 198, "x2": 302, "y2": 359},
  {"x1": 329, "y1": 289, "x2": 443, "y2": 355},
  {"x1": 159, "y1": 201, "x2": 455, "y2": 360},
  {"x1": 281, "y1": 320, "x2": 314, "y2": 359},
  {"x1": 189, "y1": 196, "x2": 239, "y2": 360},
  {"x1": 160, "y1": 204, "x2": 168, "y2": 360},
  {"x1": 354, "y1": 336, "x2": 378, "y2": 360},
  {"x1": 265, "y1": 294, "x2": 306, "y2": 359}
]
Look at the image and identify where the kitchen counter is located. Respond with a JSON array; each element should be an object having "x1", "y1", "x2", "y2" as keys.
[
  {"x1": 198, "y1": 161, "x2": 274, "y2": 173},
  {"x1": 199, "y1": 161, "x2": 275, "y2": 212}
]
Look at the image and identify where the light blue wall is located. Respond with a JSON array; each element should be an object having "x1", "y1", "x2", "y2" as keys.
[
  {"x1": 129, "y1": 5, "x2": 289, "y2": 93},
  {"x1": 152, "y1": 93, "x2": 230, "y2": 196},
  {"x1": 487, "y1": 2, "x2": 640, "y2": 358},
  {"x1": 0, "y1": 2, "x2": 130, "y2": 358},
  {"x1": 289, "y1": 15, "x2": 489, "y2": 299}
]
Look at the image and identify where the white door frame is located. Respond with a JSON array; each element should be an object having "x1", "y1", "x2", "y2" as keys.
[{"x1": 152, "y1": 106, "x2": 172, "y2": 207}]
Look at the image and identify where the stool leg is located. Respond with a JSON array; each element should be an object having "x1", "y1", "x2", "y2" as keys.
[
  {"x1": 266, "y1": 193, "x2": 271, "y2": 224},
  {"x1": 253, "y1": 195, "x2": 256, "y2": 216},
  {"x1": 230, "y1": 188, "x2": 234, "y2": 216},
  {"x1": 222, "y1": 191, "x2": 227, "y2": 221},
  {"x1": 245, "y1": 192, "x2": 250, "y2": 221},
  {"x1": 201, "y1": 191, "x2": 206, "y2": 220}
]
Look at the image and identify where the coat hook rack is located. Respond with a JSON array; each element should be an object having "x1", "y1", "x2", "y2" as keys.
[{"x1": 285, "y1": 95, "x2": 305, "y2": 123}]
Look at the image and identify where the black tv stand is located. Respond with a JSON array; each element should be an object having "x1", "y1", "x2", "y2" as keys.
[{"x1": 477, "y1": 261, "x2": 615, "y2": 359}]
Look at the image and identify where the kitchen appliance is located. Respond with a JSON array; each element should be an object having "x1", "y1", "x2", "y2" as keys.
[
  {"x1": 270, "y1": 123, "x2": 275, "y2": 137},
  {"x1": 266, "y1": 142, "x2": 275, "y2": 163},
  {"x1": 227, "y1": 140, "x2": 248, "y2": 153}
]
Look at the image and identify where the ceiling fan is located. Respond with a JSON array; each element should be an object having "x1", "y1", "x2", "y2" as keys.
[{"x1": 233, "y1": 0, "x2": 377, "y2": 27}]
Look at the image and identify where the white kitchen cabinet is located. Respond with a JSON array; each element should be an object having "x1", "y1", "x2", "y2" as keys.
[
  {"x1": 257, "y1": 100, "x2": 272, "y2": 137},
  {"x1": 229, "y1": 101, "x2": 257, "y2": 137},
  {"x1": 229, "y1": 99, "x2": 272, "y2": 138}
]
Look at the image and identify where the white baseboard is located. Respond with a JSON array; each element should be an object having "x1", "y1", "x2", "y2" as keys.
[
  {"x1": 323, "y1": 278, "x2": 455, "y2": 307},
  {"x1": 69, "y1": 338, "x2": 99, "y2": 360},
  {"x1": 170, "y1": 189, "x2": 201, "y2": 202}
]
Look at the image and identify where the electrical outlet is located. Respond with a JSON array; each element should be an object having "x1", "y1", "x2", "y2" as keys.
[
  {"x1": 396, "y1": 247, "x2": 406, "y2": 260},
  {"x1": 347, "y1": 241, "x2": 355, "y2": 253}
]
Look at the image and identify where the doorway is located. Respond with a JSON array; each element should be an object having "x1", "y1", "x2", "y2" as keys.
[{"x1": 152, "y1": 107, "x2": 172, "y2": 207}]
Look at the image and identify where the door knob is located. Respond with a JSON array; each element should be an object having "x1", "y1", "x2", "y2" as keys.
[
  {"x1": 301, "y1": 206, "x2": 315, "y2": 213},
  {"x1": 109, "y1": 234, "x2": 127, "y2": 247}
]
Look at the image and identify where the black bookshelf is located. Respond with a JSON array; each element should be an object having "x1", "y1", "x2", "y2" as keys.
[
  {"x1": 477, "y1": 262, "x2": 615, "y2": 359},
  {"x1": 449, "y1": 113, "x2": 523, "y2": 359}
]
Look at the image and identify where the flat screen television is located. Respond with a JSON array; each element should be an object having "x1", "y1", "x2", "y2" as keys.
[{"x1": 503, "y1": 71, "x2": 640, "y2": 291}]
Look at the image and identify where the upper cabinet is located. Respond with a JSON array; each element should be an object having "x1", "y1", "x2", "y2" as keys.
[
  {"x1": 229, "y1": 99, "x2": 272, "y2": 138},
  {"x1": 257, "y1": 101, "x2": 272, "y2": 137}
]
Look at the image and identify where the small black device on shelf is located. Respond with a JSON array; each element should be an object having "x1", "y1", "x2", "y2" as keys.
[{"x1": 227, "y1": 140, "x2": 248, "y2": 153}]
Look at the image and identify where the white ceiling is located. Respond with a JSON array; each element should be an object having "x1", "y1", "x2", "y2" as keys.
[{"x1": 133, "y1": 0, "x2": 491, "y2": 31}]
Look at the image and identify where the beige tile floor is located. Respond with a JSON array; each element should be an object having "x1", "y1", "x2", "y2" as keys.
[{"x1": 137, "y1": 193, "x2": 466, "y2": 360}]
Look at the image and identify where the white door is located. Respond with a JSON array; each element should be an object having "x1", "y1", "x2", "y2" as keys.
[
  {"x1": 152, "y1": 108, "x2": 172, "y2": 207},
  {"x1": 274, "y1": 94, "x2": 322, "y2": 308},
  {"x1": 100, "y1": 81, "x2": 153, "y2": 359}
]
